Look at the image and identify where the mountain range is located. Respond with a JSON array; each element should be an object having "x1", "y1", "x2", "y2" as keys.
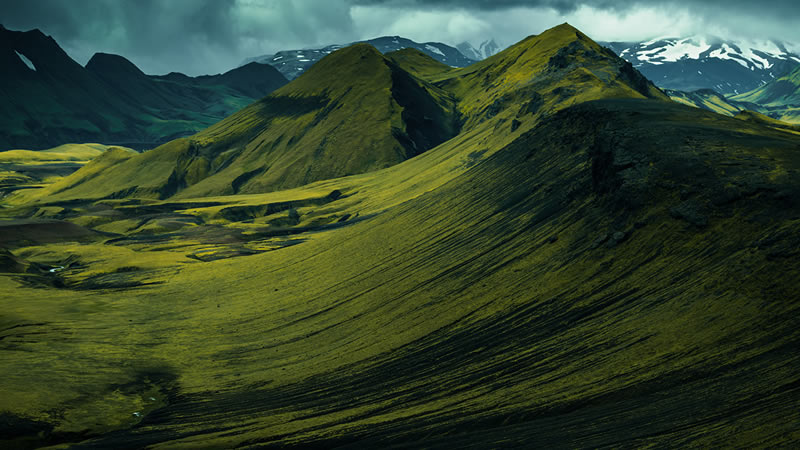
[
  {"x1": 456, "y1": 38, "x2": 503, "y2": 60},
  {"x1": 241, "y1": 36, "x2": 475, "y2": 80},
  {"x1": 1, "y1": 23, "x2": 799, "y2": 449},
  {"x1": 0, "y1": 24, "x2": 287, "y2": 151},
  {"x1": 603, "y1": 36, "x2": 800, "y2": 94}
]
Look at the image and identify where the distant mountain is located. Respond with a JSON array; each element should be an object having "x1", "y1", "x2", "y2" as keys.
[
  {"x1": 602, "y1": 37, "x2": 800, "y2": 94},
  {"x1": 241, "y1": 36, "x2": 475, "y2": 80},
  {"x1": 456, "y1": 39, "x2": 502, "y2": 60},
  {"x1": 731, "y1": 65, "x2": 800, "y2": 123},
  {"x1": 665, "y1": 88, "x2": 745, "y2": 117},
  {"x1": 0, "y1": 25, "x2": 287, "y2": 150},
  {"x1": 664, "y1": 65, "x2": 800, "y2": 124}
]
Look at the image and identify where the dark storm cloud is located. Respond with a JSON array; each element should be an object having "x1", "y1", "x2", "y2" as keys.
[
  {"x1": 352, "y1": 0, "x2": 800, "y2": 15},
  {"x1": 0, "y1": 0, "x2": 356, "y2": 75},
  {"x1": 1, "y1": 0, "x2": 798, "y2": 76}
]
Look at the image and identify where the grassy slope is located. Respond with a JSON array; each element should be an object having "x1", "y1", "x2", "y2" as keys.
[
  {"x1": 1, "y1": 24, "x2": 799, "y2": 447},
  {"x1": 734, "y1": 110, "x2": 800, "y2": 135}
]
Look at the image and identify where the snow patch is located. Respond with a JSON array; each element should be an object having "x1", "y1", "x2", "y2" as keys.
[
  {"x1": 15, "y1": 50, "x2": 36, "y2": 71},
  {"x1": 708, "y1": 44, "x2": 750, "y2": 69},
  {"x1": 636, "y1": 38, "x2": 710, "y2": 63},
  {"x1": 424, "y1": 44, "x2": 445, "y2": 57}
]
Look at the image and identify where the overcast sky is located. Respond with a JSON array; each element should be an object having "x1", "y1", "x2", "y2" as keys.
[{"x1": 2, "y1": 0, "x2": 799, "y2": 76}]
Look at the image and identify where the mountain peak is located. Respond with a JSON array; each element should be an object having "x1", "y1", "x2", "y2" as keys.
[
  {"x1": 86, "y1": 52, "x2": 146, "y2": 78},
  {"x1": 279, "y1": 43, "x2": 390, "y2": 95}
]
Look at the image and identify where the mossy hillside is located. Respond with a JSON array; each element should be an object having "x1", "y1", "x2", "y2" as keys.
[
  {"x1": 386, "y1": 47, "x2": 456, "y2": 79},
  {"x1": 181, "y1": 43, "x2": 460, "y2": 196},
  {"x1": 1, "y1": 98, "x2": 799, "y2": 447},
  {"x1": 17, "y1": 24, "x2": 676, "y2": 207},
  {"x1": 428, "y1": 23, "x2": 669, "y2": 130},
  {"x1": 16, "y1": 44, "x2": 460, "y2": 203},
  {"x1": 734, "y1": 109, "x2": 800, "y2": 135}
]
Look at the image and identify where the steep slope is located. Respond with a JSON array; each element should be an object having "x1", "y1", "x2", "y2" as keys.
[
  {"x1": 603, "y1": 37, "x2": 800, "y2": 94},
  {"x1": 242, "y1": 36, "x2": 475, "y2": 80},
  {"x1": 21, "y1": 43, "x2": 459, "y2": 201},
  {"x1": 0, "y1": 26, "x2": 287, "y2": 150}
]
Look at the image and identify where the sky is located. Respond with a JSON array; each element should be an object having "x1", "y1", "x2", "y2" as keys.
[{"x1": 1, "y1": 0, "x2": 799, "y2": 76}]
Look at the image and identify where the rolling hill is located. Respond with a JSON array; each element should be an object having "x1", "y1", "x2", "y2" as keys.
[
  {"x1": 0, "y1": 25, "x2": 287, "y2": 150},
  {"x1": 0, "y1": 143, "x2": 136, "y2": 197},
  {"x1": 1, "y1": 23, "x2": 799, "y2": 448}
]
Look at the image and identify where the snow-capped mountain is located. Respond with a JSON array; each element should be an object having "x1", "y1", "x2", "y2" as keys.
[
  {"x1": 602, "y1": 37, "x2": 800, "y2": 94},
  {"x1": 242, "y1": 36, "x2": 475, "y2": 80},
  {"x1": 456, "y1": 39, "x2": 503, "y2": 61}
]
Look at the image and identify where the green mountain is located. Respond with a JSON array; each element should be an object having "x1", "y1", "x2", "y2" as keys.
[
  {"x1": 19, "y1": 24, "x2": 667, "y2": 203},
  {"x1": 1, "y1": 24, "x2": 799, "y2": 448},
  {"x1": 15, "y1": 43, "x2": 461, "y2": 200},
  {"x1": 0, "y1": 25, "x2": 287, "y2": 151},
  {"x1": 731, "y1": 65, "x2": 800, "y2": 123}
]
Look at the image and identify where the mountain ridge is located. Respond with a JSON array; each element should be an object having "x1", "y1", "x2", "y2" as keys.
[
  {"x1": 603, "y1": 36, "x2": 800, "y2": 94},
  {"x1": 15, "y1": 23, "x2": 669, "y2": 204},
  {"x1": 241, "y1": 35, "x2": 475, "y2": 80},
  {"x1": 0, "y1": 26, "x2": 288, "y2": 150}
]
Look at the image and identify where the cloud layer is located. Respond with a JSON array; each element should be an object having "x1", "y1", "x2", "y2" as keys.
[{"x1": 1, "y1": 0, "x2": 798, "y2": 76}]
